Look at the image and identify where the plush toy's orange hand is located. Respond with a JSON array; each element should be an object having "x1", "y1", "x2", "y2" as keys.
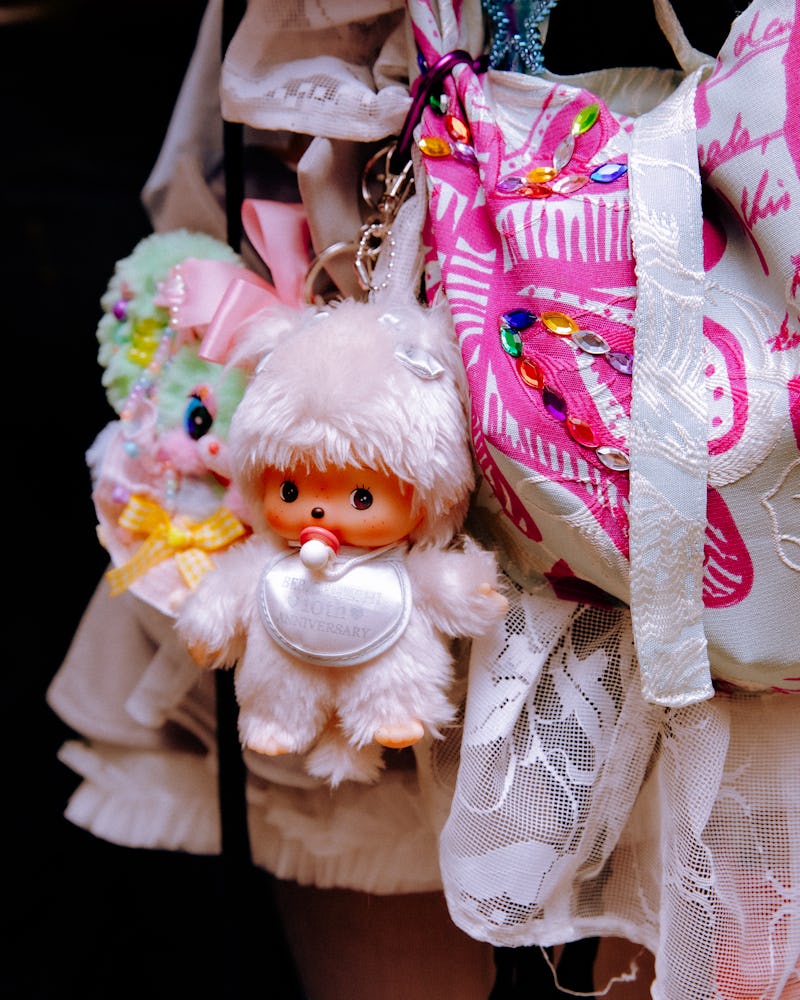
[
  {"x1": 478, "y1": 582, "x2": 509, "y2": 614},
  {"x1": 185, "y1": 641, "x2": 217, "y2": 668}
]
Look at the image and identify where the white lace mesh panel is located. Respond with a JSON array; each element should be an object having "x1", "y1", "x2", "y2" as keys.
[
  {"x1": 220, "y1": 0, "x2": 411, "y2": 140},
  {"x1": 425, "y1": 576, "x2": 800, "y2": 998}
]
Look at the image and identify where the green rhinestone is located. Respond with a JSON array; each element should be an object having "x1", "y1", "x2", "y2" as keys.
[
  {"x1": 428, "y1": 92, "x2": 449, "y2": 115},
  {"x1": 572, "y1": 102, "x2": 600, "y2": 136},
  {"x1": 500, "y1": 324, "x2": 523, "y2": 357}
]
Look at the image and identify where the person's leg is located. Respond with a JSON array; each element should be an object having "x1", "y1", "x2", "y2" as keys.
[{"x1": 272, "y1": 881, "x2": 496, "y2": 1000}]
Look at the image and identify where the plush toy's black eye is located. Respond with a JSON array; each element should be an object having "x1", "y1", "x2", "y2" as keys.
[
  {"x1": 350, "y1": 487, "x2": 373, "y2": 511},
  {"x1": 280, "y1": 481, "x2": 299, "y2": 503},
  {"x1": 184, "y1": 394, "x2": 214, "y2": 440}
]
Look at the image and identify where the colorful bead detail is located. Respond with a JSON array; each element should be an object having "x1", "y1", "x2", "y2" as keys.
[
  {"x1": 109, "y1": 293, "x2": 176, "y2": 468},
  {"x1": 498, "y1": 307, "x2": 632, "y2": 471}
]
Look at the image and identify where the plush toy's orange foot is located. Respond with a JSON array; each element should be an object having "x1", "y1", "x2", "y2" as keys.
[
  {"x1": 374, "y1": 720, "x2": 425, "y2": 749},
  {"x1": 246, "y1": 736, "x2": 292, "y2": 757}
]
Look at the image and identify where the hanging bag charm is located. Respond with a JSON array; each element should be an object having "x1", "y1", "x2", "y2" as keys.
[
  {"x1": 302, "y1": 143, "x2": 415, "y2": 302},
  {"x1": 303, "y1": 49, "x2": 487, "y2": 304},
  {"x1": 353, "y1": 143, "x2": 416, "y2": 293}
]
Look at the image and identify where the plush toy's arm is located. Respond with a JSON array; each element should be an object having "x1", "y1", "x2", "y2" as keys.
[
  {"x1": 407, "y1": 536, "x2": 508, "y2": 638},
  {"x1": 175, "y1": 536, "x2": 277, "y2": 669}
]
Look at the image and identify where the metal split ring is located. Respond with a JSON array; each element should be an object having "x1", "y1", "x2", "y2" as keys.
[{"x1": 302, "y1": 240, "x2": 360, "y2": 304}]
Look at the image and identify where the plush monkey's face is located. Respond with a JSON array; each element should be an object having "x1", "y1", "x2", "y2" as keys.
[{"x1": 261, "y1": 463, "x2": 423, "y2": 549}]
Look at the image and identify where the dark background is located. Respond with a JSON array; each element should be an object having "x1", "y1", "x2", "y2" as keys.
[
  {"x1": 1, "y1": 2, "x2": 741, "y2": 997},
  {"x1": 1, "y1": 3, "x2": 302, "y2": 997}
]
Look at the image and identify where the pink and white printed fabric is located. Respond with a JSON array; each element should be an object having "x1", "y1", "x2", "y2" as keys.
[
  {"x1": 408, "y1": 0, "x2": 799, "y2": 701},
  {"x1": 407, "y1": 3, "x2": 800, "y2": 994}
]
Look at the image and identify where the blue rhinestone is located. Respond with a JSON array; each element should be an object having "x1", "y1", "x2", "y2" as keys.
[
  {"x1": 590, "y1": 162, "x2": 628, "y2": 183},
  {"x1": 502, "y1": 308, "x2": 537, "y2": 331}
]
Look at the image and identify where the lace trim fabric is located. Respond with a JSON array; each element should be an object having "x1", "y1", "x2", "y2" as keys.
[
  {"x1": 429, "y1": 573, "x2": 800, "y2": 997},
  {"x1": 628, "y1": 69, "x2": 714, "y2": 706},
  {"x1": 219, "y1": 0, "x2": 410, "y2": 139}
]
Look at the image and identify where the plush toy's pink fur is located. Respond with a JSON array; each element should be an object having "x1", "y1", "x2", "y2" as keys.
[{"x1": 175, "y1": 297, "x2": 507, "y2": 785}]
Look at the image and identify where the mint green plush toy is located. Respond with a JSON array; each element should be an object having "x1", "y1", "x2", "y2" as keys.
[{"x1": 90, "y1": 230, "x2": 251, "y2": 614}]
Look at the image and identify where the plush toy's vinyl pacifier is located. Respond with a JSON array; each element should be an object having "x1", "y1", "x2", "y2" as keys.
[{"x1": 299, "y1": 526, "x2": 341, "y2": 569}]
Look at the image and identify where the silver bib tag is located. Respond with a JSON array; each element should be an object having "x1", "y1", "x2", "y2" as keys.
[{"x1": 258, "y1": 549, "x2": 412, "y2": 666}]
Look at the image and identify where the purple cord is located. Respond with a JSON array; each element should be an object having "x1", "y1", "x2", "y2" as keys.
[{"x1": 391, "y1": 49, "x2": 488, "y2": 170}]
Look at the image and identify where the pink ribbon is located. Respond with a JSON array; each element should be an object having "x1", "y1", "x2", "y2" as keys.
[{"x1": 156, "y1": 199, "x2": 311, "y2": 364}]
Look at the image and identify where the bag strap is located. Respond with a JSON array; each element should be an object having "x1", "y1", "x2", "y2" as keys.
[
  {"x1": 627, "y1": 68, "x2": 715, "y2": 707},
  {"x1": 652, "y1": 0, "x2": 715, "y2": 72}
]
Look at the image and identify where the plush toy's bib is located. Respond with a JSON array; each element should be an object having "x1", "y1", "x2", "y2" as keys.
[{"x1": 258, "y1": 547, "x2": 412, "y2": 666}]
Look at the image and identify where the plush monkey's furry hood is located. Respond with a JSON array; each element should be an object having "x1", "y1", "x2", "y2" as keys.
[{"x1": 226, "y1": 298, "x2": 475, "y2": 547}]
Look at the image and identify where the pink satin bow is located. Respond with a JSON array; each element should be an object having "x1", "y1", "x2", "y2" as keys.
[{"x1": 155, "y1": 199, "x2": 310, "y2": 363}]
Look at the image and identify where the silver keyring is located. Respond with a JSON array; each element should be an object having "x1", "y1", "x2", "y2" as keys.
[{"x1": 302, "y1": 240, "x2": 360, "y2": 304}]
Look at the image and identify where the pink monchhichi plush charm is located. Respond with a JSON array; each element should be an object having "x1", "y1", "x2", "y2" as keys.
[{"x1": 175, "y1": 297, "x2": 507, "y2": 785}]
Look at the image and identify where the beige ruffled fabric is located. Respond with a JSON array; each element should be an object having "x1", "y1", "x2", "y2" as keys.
[{"x1": 49, "y1": 576, "x2": 449, "y2": 893}]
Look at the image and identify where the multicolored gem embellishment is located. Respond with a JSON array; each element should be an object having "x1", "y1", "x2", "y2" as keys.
[
  {"x1": 499, "y1": 307, "x2": 632, "y2": 472},
  {"x1": 418, "y1": 98, "x2": 629, "y2": 199},
  {"x1": 418, "y1": 111, "x2": 478, "y2": 165},
  {"x1": 416, "y1": 70, "x2": 633, "y2": 471},
  {"x1": 496, "y1": 102, "x2": 627, "y2": 197}
]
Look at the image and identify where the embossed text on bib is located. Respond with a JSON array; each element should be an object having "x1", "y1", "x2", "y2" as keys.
[{"x1": 258, "y1": 551, "x2": 412, "y2": 666}]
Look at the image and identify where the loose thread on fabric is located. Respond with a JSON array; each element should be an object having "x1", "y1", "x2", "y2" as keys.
[{"x1": 540, "y1": 944, "x2": 647, "y2": 997}]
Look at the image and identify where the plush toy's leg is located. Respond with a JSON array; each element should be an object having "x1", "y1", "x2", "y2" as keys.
[
  {"x1": 374, "y1": 719, "x2": 425, "y2": 749},
  {"x1": 304, "y1": 718, "x2": 385, "y2": 785},
  {"x1": 336, "y1": 643, "x2": 455, "y2": 750},
  {"x1": 234, "y1": 655, "x2": 330, "y2": 757}
]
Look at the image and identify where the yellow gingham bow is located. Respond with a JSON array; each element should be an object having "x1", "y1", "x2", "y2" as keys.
[{"x1": 106, "y1": 494, "x2": 247, "y2": 596}]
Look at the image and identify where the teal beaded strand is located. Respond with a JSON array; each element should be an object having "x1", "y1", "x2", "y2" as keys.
[{"x1": 481, "y1": 0, "x2": 561, "y2": 74}]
